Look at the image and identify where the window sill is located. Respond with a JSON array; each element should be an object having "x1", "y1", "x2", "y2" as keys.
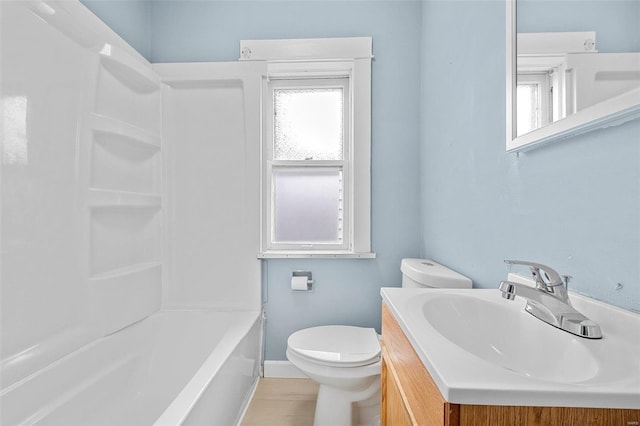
[{"x1": 258, "y1": 251, "x2": 376, "y2": 259}]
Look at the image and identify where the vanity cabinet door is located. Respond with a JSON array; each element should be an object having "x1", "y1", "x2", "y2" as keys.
[
  {"x1": 381, "y1": 352, "x2": 413, "y2": 426},
  {"x1": 381, "y1": 304, "x2": 459, "y2": 426}
]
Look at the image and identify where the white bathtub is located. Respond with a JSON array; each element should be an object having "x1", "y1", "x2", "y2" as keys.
[{"x1": 0, "y1": 310, "x2": 262, "y2": 426}]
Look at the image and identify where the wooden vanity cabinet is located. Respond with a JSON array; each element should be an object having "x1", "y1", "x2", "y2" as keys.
[
  {"x1": 380, "y1": 303, "x2": 640, "y2": 426},
  {"x1": 381, "y1": 303, "x2": 458, "y2": 426}
]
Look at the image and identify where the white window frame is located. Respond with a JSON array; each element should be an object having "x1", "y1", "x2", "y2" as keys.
[
  {"x1": 517, "y1": 55, "x2": 570, "y2": 136},
  {"x1": 266, "y1": 77, "x2": 350, "y2": 251},
  {"x1": 240, "y1": 37, "x2": 374, "y2": 259}
]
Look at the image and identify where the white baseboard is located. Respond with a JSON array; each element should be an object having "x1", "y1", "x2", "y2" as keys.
[{"x1": 263, "y1": 360, "x2": 308, "y2": 378}]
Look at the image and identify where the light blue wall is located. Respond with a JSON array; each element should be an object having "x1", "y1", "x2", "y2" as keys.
[
  {"x1": 517, "y1": 0, "x2": 640, "y2": 52},
  {"x1": 149, "y1": 1, "x2": 423, "y2": 360},
  {"x1": 81, "y1": 0, "x2": 640, "y2": 362},
  {"x1": 80, "y1": 0, "x2": 151, "y2": 58},
  {"x1": 420, "y1": 0, "x2": 640, "y2": 313}
]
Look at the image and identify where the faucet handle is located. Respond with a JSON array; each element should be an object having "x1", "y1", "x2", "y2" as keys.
[{"x1": 504, "y1": 260, "x2": 563, "y2": 287}]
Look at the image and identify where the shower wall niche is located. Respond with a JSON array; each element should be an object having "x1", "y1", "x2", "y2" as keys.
[{"x1": 86, "y1": 43, "x2": 163, "y2": 335}]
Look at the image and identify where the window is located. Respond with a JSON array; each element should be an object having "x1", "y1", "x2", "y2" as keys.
[
  {"x1": 240, "y1": 37, "x2": 373, "y2": 258},
  {"x1": 268, "y1": 78, "x2": 349, "y2": 250},
  {"x1": 516, "y1": 73, "x2": 550, "y2": 136},
  {"x1": 516, "y1": 42, "x2": 575, "y2": 136}
]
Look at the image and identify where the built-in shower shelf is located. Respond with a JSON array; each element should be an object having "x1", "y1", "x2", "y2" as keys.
[
  {"x1": 88, "y1": 189, "x2": 161, "y2": 208},
  {"x1": 89, "y1": 262, "x2": 161, "y2": 281},
  {"x1": 98, "y1": 43, "x2": 160, "y2": 94},
  {"x1": 90, "y1": 114, "x2": 160, "y2": 151}
]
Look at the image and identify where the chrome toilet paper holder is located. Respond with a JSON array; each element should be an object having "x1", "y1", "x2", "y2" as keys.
[{"x1": 292, "y1": 271, "x2": 313, "y2": 291}]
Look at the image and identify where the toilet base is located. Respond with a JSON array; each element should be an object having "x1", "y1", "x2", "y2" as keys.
[
  {"x1": 313, "y1": 377, "x2": 380, "y2": 426},
  {"x1": 354, "y1": 392, "x2": 381, "y2": 426}
]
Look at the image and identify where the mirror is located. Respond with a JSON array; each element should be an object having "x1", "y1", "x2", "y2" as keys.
[{"x1": 506, "y1": 0, "x2": 640, "y2": 152}]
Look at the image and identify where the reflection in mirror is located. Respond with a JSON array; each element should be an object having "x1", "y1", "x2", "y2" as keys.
[
  {"x1": 506, "y1": 0, "x2": 640, "y2": 152},
  {"x1": 516, "y1": 32, "x2": 595, "y2": 136}
]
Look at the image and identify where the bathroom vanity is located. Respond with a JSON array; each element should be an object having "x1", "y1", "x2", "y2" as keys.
[{"x1": 380, "y1": 288, "x2": 640, "y2": 426}]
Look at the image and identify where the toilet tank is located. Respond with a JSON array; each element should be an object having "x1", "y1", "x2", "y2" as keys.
[{"x1": 401, "y1": 258, "x2": 472, "y2": 289}]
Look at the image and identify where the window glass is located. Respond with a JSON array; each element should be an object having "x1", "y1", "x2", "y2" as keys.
[
  {"x1": 516, "y1": 83, "x2": 540, "y2": 136},
  {"x1": 273, "y1": 168, "x2": 343, "y2": 243},
  {"x1": 273, "y1": 88, "x2": 343, "y2": 160}
]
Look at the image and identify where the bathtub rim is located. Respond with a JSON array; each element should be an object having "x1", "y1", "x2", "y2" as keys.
[
  {"x1": 1, "y1": 309, "x2": 263, "y2": 426},
  {"x1": 152, "y1": 308, "x2": 262, "y2": 426}
]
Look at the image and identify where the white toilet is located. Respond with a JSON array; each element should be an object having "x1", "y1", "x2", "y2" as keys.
[
  {"x1": 400, "y1": 258, "x2": 472, "y2": 289},
  {"x1": 286, "y1": 258, "x2": 472, "y2": 426}
]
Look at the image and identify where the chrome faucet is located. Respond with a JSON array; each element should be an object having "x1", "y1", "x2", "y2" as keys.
[{"x1": 499, "y1": 260, "x2": 602, "y2": 339}]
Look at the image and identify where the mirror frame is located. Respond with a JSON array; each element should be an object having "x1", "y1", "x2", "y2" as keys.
[{"x1": 506, "y1": 0, "x2": 640, "y2": 152}]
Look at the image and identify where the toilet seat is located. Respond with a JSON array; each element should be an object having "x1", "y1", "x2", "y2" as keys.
[{"x1": 287, "y1": 325, "x2": 380, "y2": 368}]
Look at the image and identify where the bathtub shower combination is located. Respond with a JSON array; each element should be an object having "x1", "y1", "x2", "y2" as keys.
[
  {"x1": 2, "y1": 312, "x2": 262, "y2": 425},
  {"x1": 1, "y1": 1, "x2": 264, "y2": 424}
]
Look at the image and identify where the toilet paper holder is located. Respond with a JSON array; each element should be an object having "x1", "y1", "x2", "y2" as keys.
[{"x1": 292, "y1": 271, "x2": 313, "y2": 291}]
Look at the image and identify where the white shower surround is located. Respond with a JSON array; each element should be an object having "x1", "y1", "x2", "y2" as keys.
[{"x1": 1, "y1": 1, "x2": 262, "y2": 424}]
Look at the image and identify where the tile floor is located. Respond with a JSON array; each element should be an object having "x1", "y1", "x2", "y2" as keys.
[{"x1": 240, "y1": 378, "x2": 319, "y2": 426}]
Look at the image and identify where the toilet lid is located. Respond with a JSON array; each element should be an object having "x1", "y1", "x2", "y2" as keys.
[{"x1": 287, "y1": 325, "x2": 380, "y2": 367}]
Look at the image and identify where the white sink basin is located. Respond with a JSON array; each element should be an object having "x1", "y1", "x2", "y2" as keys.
[
  {"x1": 381, "y1": 286, "x2": 640, "y2": 409},
  {"x1": 418, "y1": 293, "x2": 599, "y2": 383}
]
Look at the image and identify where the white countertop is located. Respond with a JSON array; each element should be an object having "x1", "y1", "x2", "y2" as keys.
[{"x1": 380, "y1": 287, "x2": 640, "y2": 408}]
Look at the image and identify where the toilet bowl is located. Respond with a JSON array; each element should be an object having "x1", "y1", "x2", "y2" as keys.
[
  {"x1": 286, "y1": 325, "x2": 381, "y2": 426},
  {"x1": 286, "y1": 258, "x2": 472, "y2": 426}
]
